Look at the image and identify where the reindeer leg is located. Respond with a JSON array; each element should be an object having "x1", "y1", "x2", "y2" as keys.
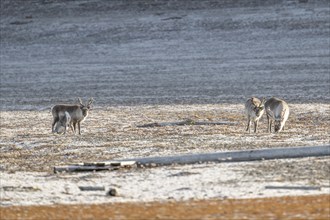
[
  {"x1": 70, "y1": 123, "x2": 74, "y2": 134},
  {"x1": 246, "y1": 117, "x2": 250, "y2": 132},
  {"x1": 73, "y1": 123, "x2": 77, "y2": 135},
  {"x1": 254, "y1": 120, "x2": 258, "y2": 133},
  {"x1": 266, "y1": 115, "x2": 271, "y2": 133},
  {"x1": 52, "y1": 117, "x2": 59, "y2": 133},
  {"x1": 78, "y1": 122, "x2": 81, "y2": 135}
]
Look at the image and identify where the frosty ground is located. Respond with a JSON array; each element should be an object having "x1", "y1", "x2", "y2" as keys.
[{"x1": 1, "y1": 104, "x2": 329, "y2": 206}]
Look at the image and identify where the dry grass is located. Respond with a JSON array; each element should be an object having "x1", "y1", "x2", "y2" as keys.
[
  {"x1": 1, "y1": 194, "x2": 329, "y2": 220},
  {"x1": 0, "y1": 104, "x2": 329, "y2": 172}
]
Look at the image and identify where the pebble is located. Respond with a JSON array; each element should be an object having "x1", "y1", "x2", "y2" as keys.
[{"x1": 107, "y1": 188, "x2": 117, "y2": 197}]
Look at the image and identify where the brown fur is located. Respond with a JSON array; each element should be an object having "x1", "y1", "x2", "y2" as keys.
[
  {"x1": 245, "y1": 97, "x2": 266, "y2": 133},
  {"x1": 51, "y1": 98, "x2": 93, "y2": 135},
  {"x1": 265, "y1": 97, "x2": 290, "y2": 133}
]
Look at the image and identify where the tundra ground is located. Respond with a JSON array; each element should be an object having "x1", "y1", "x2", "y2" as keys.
[
  {"x1": 1, "y1": 103, "x2": 329, "y2": 173},
  {"x1": 0, "y1": 104, "x2": 329, "y2": 210}
]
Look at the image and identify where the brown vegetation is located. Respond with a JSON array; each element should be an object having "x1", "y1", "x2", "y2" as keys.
[{"x1": 1, "y1": 194, "x2": 329, "y2": 220}]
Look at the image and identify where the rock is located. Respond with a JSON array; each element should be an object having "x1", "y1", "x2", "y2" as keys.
[{"x1": 107, "y1": 188, "x2": 117, "y2": 196}]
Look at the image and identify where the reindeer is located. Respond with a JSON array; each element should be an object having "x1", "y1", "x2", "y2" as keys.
[
  {"x1": 265, "y1": 97, "x2": 289, "y2": 133},
  {"x1": 51, "y1": 98, "x2": 94, "y2": 135},
  {"x1": 53, "y1": 111, "x2": 73, "y2": 134},
  {"x1": 245, "y1": 97, "x2": 266, "y2": 133}
]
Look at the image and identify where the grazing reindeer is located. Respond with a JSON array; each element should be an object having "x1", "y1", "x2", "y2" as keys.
[
  {"x1": 265, "y1": 97, "x2": 290, "y2": 133},
  {"x1": 53, "y1": 111, "x2": 73, "y2": 134},
  {"x1": 51, "y1": 98, "x2": 94, "y2": 135},
  {"x1": 245, "y1": 97, "x2": 266, "y2": 133}
]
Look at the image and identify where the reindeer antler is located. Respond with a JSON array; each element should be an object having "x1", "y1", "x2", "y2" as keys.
[
  {"x1": 88, "y1": 97, "x2": 94, "y2": 105},
  {"x1": 78, "y1": 97, "x2": 83, "y2": 105},
  {"x1": 86, "y1": 97, "x2": 94, "y2": 109}
]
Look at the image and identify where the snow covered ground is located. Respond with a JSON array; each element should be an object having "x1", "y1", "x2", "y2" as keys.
[
  {"x1": 1, "y1": 157, "x2": 329, "y2": 206},
  {"x1": 0, "y1": 104, "x2": 329, "y2": 206}
]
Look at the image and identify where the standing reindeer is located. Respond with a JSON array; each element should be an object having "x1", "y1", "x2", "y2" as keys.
[
  {"x1": 53, "y1": 111, "x2": 73, "y2": 134},
  {"x1": 265, "y1": 97, "x2": 289, "y2": 133},
  {"x1": 245, "y1": 97, "x2": 266, "y2": 133},
  {"x1": 51, "y1": 98, "x2": 94, "y2": 135}
]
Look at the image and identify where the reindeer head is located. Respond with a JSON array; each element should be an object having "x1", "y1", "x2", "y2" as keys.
[
  {"x1": 255, "y1": 98, "x2": 266, "y2": 117},
  {"x1": 274, "y1": 118, "x2": 281, "y2": 132},
  {"x1": 78, "y1": 97, "x2": 94, "y2": 116},
  {"x1": 274, "y1": 109, "x2": 286, "y2": 133}
]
